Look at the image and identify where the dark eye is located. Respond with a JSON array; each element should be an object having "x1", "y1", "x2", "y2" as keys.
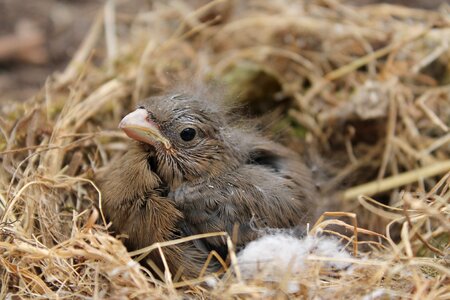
[{"x1": 180, "y1": 127, "x2": 196, "y2": 141}]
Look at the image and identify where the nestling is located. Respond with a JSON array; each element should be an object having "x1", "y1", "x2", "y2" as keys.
[{"x1": 98, "y1": 86, "x2": 319, "y2": 277}]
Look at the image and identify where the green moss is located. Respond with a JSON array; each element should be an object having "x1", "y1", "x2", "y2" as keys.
[
  {"x1": 271, "y1": 115, "x2": 307, "y2": 141},
  {"x1": 221, "y1": 61, "x2": 283, "y2": 116},
  {"x1": 0, "y1": 137, "x2": 6, "y2": 152},
  {"x1": 416, "y1": 232, "x2": 449, "y2": 258}
]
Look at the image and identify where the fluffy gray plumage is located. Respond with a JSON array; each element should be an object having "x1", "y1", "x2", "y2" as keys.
[{"x1": 98, "y1": 85, "x2": 319, "y2": 278}]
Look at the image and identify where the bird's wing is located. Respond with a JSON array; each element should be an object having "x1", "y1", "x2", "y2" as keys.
[{"x1": 173, "y1": 162, "x2": 316, "y2": 251}]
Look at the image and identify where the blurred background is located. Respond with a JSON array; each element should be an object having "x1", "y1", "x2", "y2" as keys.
[{"x1": 0, "y1": 0, "x2": 445, "y2": 102}]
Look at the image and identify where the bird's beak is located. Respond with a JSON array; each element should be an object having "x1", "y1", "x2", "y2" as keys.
[{"x1": 119, "y1": 108, "x2": 171, "y2": 149}]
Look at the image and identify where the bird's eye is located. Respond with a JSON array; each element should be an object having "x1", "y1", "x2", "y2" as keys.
[{"x1": 180, "y1": 127, "x2": 196, "y2": 141}]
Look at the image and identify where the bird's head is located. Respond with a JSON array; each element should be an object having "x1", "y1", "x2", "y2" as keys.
[{"x1": 119, "y1": 92, "x2": 245, "y2": 186}]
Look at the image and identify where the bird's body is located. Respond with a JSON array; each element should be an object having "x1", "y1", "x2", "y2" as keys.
[
  {"x1": 98, "y1": 86, "x2": 319, "y2": 277},
  {"x1": 97, "y1": 144, "x2": 214, "y2": 278}
]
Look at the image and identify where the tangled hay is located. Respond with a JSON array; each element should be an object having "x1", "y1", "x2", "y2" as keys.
[{"x1": 1, "y1": 0, "x2": 449, "y2": 298}]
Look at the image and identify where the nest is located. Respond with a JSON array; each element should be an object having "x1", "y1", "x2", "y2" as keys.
[{"x1": 0, "y1": 0, "x2": 449, "y2": 298}]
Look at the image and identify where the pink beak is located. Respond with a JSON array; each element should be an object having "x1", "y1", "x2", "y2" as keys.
[{"x1": 119, "y1": 108, "x2": 171, "y2": 149}]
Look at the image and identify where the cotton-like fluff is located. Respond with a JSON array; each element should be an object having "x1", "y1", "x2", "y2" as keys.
[{"x1": 237, "y1": 234, "x2": 351, "y2": 282}]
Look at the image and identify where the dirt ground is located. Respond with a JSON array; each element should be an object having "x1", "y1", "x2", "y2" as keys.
[{"x1": 0, "y1": 0, "x2": 446, "y2": 102}]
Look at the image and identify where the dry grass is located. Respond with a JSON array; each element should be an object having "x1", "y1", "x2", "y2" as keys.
[{"x1": 1, "y1": 0, "x2": 449, "y2": 298}]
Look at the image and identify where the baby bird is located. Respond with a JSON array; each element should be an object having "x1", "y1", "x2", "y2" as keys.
[{"x1": 117, "y1": 87, "x2": 319, "y2": 256}]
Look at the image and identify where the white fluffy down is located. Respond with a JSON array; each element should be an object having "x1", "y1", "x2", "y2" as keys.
[{"x1": 237, "y1": 234, "x2": 351, "y2": 280}]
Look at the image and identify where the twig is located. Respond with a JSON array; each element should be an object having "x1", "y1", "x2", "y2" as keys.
[
  {"x1": 104, "y1": 0, "x2": 118, "y2": 73},
  {"x1": 56, "y1": 12, "x2": 104, "y2": 86},
  {"x1": 342, "y1": 161, "x2": 450, "y2": 201}
]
